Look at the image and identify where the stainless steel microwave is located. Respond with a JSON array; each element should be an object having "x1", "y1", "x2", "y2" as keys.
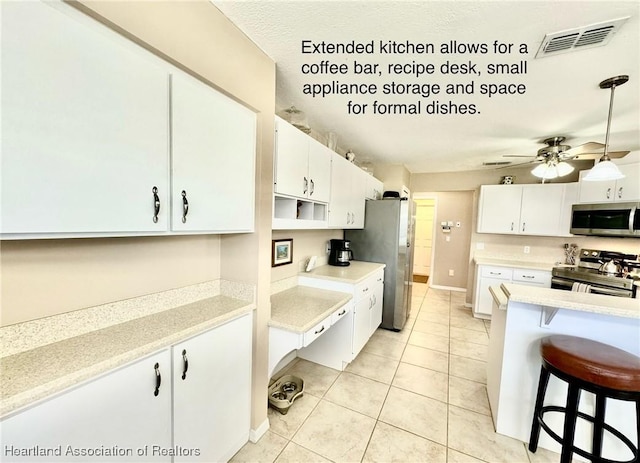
[{"x1": 570, "y1": 202, "x2": 640, "y2": 237}]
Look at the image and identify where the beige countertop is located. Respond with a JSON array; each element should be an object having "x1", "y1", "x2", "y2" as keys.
[
  {"x1": 0, "y1": 286, "x2": 254, "y2": 418},
  {"x1": 299, "y1": 261, "x2": 385, "y2": 284},
  {"x1": 270, "y1": 286, "x2": 352, "y2": 333},
  {"x1": 500, "y1": 283, "x2": 640, "y2": 319},
  {"x1": 474, "y1": 257, "x2": 556, "y2": 271}
]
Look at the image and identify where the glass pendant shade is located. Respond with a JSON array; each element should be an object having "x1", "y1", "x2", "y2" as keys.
[
  {"x1": 531, "y1": 161, "x2": 574, "y2": 180},
  {"x1": 583, "y1": 159, "x2": 625, "y2": 181}
]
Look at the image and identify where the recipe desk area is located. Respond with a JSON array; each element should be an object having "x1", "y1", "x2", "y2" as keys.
[
  {"x1": 487, "y1": 283, "x2": 640, "y2": 461},
  {"x1": 269, "y1": 261, "x2": 385, "y2": 377}
]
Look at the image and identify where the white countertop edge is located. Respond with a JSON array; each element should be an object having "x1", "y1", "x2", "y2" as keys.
[
  {"x1": 268, "y1": 295, "x2": 352, "y2": 333},
  {"x1": 473, "y1": 257, "x2": 556, "y2": 271},
  {"x1": 0, "y1": 305, "x2": 254, "y2": 418},
  {"x1": 489, "y1": 285, "x2": 508, "y2": 311},
  {"x1": 500, "y1": 283, "x2": 640, "y2": 319},
  {"x1": 299, "y1": 261, "x2": 386, "y2": 284}
]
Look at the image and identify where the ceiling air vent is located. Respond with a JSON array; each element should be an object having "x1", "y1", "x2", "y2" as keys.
[
  {"x1": 535, "y1": 17, "x2": 629, "y2": 59},
  {"x1": 483, "y1": 161, "x2": 512, "y2": 166}
]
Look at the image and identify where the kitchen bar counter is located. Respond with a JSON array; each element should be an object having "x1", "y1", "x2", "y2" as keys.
[
  {"x1": 299, "y1": 261, "x2": 385, "y2": 284},
  {"x1": 487, "y1": 283, "x2": 639, "y2": 459},
  {"x1": 0, "y1": 282, "x2": 254, "y2": 417},
  {"x1": 270, "y1": 286, "x2": 352, "y2": 332},
  {"x1": 473, "y1": 256, "x2": 555, "y2": 271}
]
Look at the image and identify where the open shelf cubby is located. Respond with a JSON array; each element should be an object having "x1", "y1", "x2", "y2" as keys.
[{"x1": 273, "y1": 195, "x2": 328, "y2": 230}]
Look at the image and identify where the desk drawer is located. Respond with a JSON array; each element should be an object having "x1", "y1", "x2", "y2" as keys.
[
  {"x1": 303, "y1": 315, "x2": 332, "y2": 347},
  {"x1": 331, "y1": 302, "x2": 351, "y2": 324}
]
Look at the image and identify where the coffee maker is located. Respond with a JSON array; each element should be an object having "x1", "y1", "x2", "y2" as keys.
[{"x1": 329, "y1": 239, "x2": 353, "y2": 266}]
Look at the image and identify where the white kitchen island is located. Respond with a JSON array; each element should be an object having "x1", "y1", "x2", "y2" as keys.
[{"x1": 487, "y1": 284, "x2": 640, "y2": 461}]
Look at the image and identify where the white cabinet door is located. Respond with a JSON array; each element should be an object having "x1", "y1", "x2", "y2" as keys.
[
  {"x1": 274, "y1": 118, "x2": 310, "y2": 199},
  {"x1": 615, "y1": 164, "x2": 640, "y2": 202},
  {"x1": 477, "y1": 185, "x2": 522, "y2": 234},
  {"x1": 519, "y1": 184, "x2": 564, "y2": 236},
  {"x1": 366, "y1": 176, "x2": 384, "y2": 200},
  {"x1": 578, "y1": 173, "x2": 617, "y2": 203},
  {"x1": 473, "y1": 266, "x2": 513, "y2": 318},
  {"x1": 1, "y1": 1, "x2": 169, "y2": 235},
  {"x1": 0, "y1": 350, "x2": 172, "y2": 462},
  {"x1": 173, "y1": 314, "x2": 252, "y2": 463},
  {"x1": 329, "y1": 153, "x2": 353, "y2": 228},
  {"x1": 353, "y1": 297, "x2": 372, "y2": 358},
  {"x1": 370, "y1": 280, "x2": 384, "y2": 336},
  {"x1": 307, "y1": 138, "x2": 332, "y2": 203},
  {"x1": 171, "y1": 73, "x2": 256, "y2": 233},
  {"x1": 349, "y1": 168, "x2": 368, "y2": 229}
]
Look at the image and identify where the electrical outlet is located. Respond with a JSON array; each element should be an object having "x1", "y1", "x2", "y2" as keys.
[
  {"x1": 524, "y1": 246, "x2": 530, "y2": 254},
  {"x1": 448, "y1": 269, "x2": 455, "y2": 277}
]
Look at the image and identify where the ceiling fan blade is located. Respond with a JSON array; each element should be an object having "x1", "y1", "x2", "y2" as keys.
[
  {"x1": 564, "y1": 150, "x2": 630, "y2": 161},
  {"x1": 503, "y1": 154, "x2": 537, "y2": 158},
  {"x1": 606, "y1": 150, "x2": 630, "y2": 158},
  {"x1": 495, "y1": 160, "x2": 540, "y2": 169},
  {"x1": 564, "y1": 142, "x2": 605, "y2": 156}
]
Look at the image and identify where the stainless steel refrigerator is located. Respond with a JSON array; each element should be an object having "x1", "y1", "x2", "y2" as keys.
[{"x1": 345, "y1": 198, "x2": 416, "y2": 331}]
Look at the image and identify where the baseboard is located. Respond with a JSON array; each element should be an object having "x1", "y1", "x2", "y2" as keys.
[
  {"x1": 429, "y1": 284, "x2": 467, "y2": 292},
  {"x1": 249, "y1": 418, "x2": 269, "y2": 443},
  {"x1": 464, "y1": 302, "x2": 473, "y2": 308}
]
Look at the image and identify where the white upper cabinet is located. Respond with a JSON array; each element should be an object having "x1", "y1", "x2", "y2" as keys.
[
  {"x1": 477, "y1": 183, "x2": 575, "y2": 237},
  {"x1": 328, "y1": 153, "x2": 366, "y2": 229},
  {"x1": 1, "y1": 1, "x2": 170, "y2": 236},
  {"x1": 171, "y1": 73, "x2": 256, "y2": 233},
  {"x1": 578, "y1": 163, "x2": 640, "y2": 203},
  {"x1": 366, "y1": 175, "x2": 385, "y2": 200},
  {"x1": 274, "y1": 117, "x2": 332, "y2": 203}
]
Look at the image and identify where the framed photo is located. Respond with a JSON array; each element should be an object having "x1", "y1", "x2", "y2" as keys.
[{"x1": 272, "y1": 239, "x2": 293, "y2": 267}]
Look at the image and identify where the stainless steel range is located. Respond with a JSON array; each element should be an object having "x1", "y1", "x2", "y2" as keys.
[{"x1": 551, "y1": 249, "x2": 640, "y2": 298}]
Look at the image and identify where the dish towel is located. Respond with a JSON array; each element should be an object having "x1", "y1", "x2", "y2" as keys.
[{"x1": 571, "y1": 282, "x2": 592, "y2": 293}]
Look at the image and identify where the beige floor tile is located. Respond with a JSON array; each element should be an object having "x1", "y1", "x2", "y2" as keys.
[
  {"x1": 450, "y1": 338, "x2": 488, "y2": 362},
  {"x1": 446, "y1": 449, "x2": 486, "y2": 463},
  {"x1": 274, "y1": 442, "x2": 330, "y2": 463},
  {"x1": 450, "y1": 291, "x2": 467, "y2": 302},
  {"x1": 283, "y1": 359, "x2": 340, "y2": 398},
  {"x1": 409, "y1": 331, "x2": 450, "y2": 353},
  {"x1": 379, "y1": 386, "x2": 448, "y2": 445},
  {"x1": 413, "y1": 283, "x2": 429, "y2": 296},
  {"x1": 448, "y1": 376, "x2": 491, "y2": 416},
  {"x1": 324, "y1": 371, "x2": 390, "y2": 418},
  {"x1": 267, "y1": 393, "x2": 320, "y2": 439},
  {"x1": 363, "y1": 421, "x2": 447, "y2": 463},
  {"x1": 526, "y1": 447, "x2": 562, "y2": 463},
  {"x1": 346, "y1": 351, "x2": 400, "y2": 384},
  {"x1": 450, "y1": 315, "x2": 487, "y2": 332},
  {"x1": 393, "y1": 362, "x2": 449, "y2": 402},
  {"x1": 363, "y1": 334, "x2": 407, "y2": 360},
  {"x1": 230, "y1": 430, "x2": 288, "y2": 463},
  {"x1": 401, "y1": 344, "x2": 449, "y2": 374},
  {"x1": 448, "y1": 405, "x2": 529, "y2": 463},
  {"x1": 413, "y1": 319, "x2": 450, "y2": 337},
  {"x1": 292, "y1": 400, "x2": 376, "y2": 462},
  {"x1": 372, "y1": 326, "x2": 411, "y2": 343},
  {"x1": 421, "y1": 300, "x2": 451, "y2": 313},
  {"x1": 449, "y1": 306, "x2": 476, "y2": 319},
  {"x1": 450, "y1": 327, "x2": 489, "y2": 346},
  {"x1": 417, "y1": 310, "x2": 451, "y2": 326},
  {"x1": 449, "y1": 355, "x2": 487, "y2": 384}
]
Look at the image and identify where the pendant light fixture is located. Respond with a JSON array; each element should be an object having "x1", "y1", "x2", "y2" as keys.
[
  {"x1": 583, "y1": 75, "x2": 628, "y2": 181},
  {"x1": 531, "y1": 154, "x2": 575, "y2": 182}
]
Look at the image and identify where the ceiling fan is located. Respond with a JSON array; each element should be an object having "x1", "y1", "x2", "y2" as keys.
[{"x1": 501, "y1": 136, "x2": 630, "y2": 168}]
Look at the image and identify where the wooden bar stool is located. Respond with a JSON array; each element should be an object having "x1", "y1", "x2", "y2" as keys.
[{"x1": 529, "y1": 335, "x2": 640, "y2": 463}]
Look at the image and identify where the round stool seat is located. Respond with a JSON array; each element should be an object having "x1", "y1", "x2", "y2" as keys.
[{"x1": 541, "y1": 335, "x2": 640, "y2": 392}]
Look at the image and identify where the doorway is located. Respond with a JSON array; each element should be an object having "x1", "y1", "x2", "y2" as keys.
[{"x1": 413, "y1": 198, "x2": 435, "y2": 283}]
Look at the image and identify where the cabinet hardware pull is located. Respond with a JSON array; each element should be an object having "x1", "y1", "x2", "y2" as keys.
[
  {"x1": 303, "y1": 177, "x2": 308, "y2": 195},
  {"x1": 181, "y1": 190, "x2": 189, "y2": 223},
  {"x1": 522, "y1": 275, "x2": 534, "y2": 279},
  {"x1": 618, "y1": 187, "x2": 623, "y2": 199},
  {"x1": 154, "y1": 363, "x2": 161, "y2": 396},
  {"x1": 522, "y1": 222, "x2": 526, "y2": 232},
  {"x1": 310, "y1": 179, "x2": 315, "y2": 195},
  {"x1": 489, "y1": 272, "x2": 500, "y2": 275},
  {"x1": 373, "y1": 295, "x2": 377, "y2": 305},
  {"x1": 606, "y1": 188, "x2": 611, "y2": 199},
  {"x1": 315, "y1": 325, "x2": 325, "y2": 334},
  {"x1": 152, "y1": 186, "x2": 160, "y2": 223},
  {"x1": 181, "y1": 349, "x2": 189, "y2": 380},
  {"x1": 510, "y1": 222, "x2": 514, "y2": 231},
  {"x1": 338, "y1": 309, "x2": 346, "y2": 316}
]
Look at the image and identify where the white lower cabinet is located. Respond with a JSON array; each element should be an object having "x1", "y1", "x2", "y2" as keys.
[
  {"x1": 473, "y1": 265, "x2": 551, "y2": 318},
  {"x1": 0, "y1": 350, "x2": 173, "y2": 462},
  {"x1": 173, "y1": 313, "x2": 252, "y2": 463},
  {"x1": 0, "y1": 314, "x2": 252, "y2": 463}
]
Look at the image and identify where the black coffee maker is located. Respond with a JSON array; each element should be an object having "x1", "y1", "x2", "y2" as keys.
[{"x1": 329, "y1": 239, "x2": 353, "y2": 266}]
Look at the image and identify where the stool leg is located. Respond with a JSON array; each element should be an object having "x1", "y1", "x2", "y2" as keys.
[
  {"x1": 560, "y1": 382, "x2": 581, "y2": 463},
  {"x1": 592, "y1": 393, "x2": 606, "y2": 459},
  {"x1": 529, "y1": 366, "x2": 551, "y2": 453}
]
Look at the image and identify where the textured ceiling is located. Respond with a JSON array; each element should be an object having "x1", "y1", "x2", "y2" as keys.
[{"x1": 212, "y1": 1, "x2": 640, "y2": 174}]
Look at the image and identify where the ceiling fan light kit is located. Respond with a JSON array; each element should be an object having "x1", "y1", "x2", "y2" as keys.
[
  {"x1": 531, "y1": 159, "x2": 575, "y2": 180},
  {"x1": 583, "y1": 75, "x2": 628, "y2": 182}
]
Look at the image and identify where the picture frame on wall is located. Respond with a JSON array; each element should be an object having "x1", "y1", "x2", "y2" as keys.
[{"x1": 272, "y1": 239, "x2": 293, "y2": 267}]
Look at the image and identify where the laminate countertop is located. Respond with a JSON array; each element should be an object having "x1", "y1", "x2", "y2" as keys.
[
  {"x1": 499, "y1": 283, "x2": 640, "y2": 319},
  {"x1": 0, "y1": 283, "x2": 254, "y2": 418},
  {"x1": 473, "y1": 257, "x2": 556, "y2": 271},
  {"x1": 299, "y1": 261, "x2": 385, "y2": 284}
]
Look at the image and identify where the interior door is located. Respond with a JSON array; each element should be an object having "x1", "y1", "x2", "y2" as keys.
[{"x1": 413, "y1": 200, "x2": 435, "y2": 276}]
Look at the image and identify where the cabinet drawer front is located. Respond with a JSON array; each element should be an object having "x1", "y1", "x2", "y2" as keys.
[
  {"x1": 480, "y1": 266, "x2": 513, "y2": 280},
  {"x1": 331, "y1": 303, "x2": 352, "y2": 324},
  {"x1": 355, "y1": 269, "x2": 384, "y2": 301},
  {"x1": 303, "y1": 315, "x2": 332, "y2": 347},
  {"x1": 513, "y1": 269, "x2": 551, "y2": 286}
]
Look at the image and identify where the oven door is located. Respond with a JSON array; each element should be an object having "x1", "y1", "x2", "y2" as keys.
[{"x1": 551, "y1": 277, "x2": 633, "y2": 297}]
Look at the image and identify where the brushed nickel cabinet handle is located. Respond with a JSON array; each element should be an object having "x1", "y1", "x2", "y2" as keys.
[
  {"x1": 181, "y1": 190, "x2": 189, "y2": 223},
  {"x1": 152, "y1": 186, "x2": 160, "y2": 223},
  {"x1": 181, "y1": 349, "x2": 189, "y2": 380},
  {"x1": 314, "y1": 325, "x2": 325, "y2": 334},
  {"x1": 154, "y1": 363, "x2": 161, "y2": 397}
]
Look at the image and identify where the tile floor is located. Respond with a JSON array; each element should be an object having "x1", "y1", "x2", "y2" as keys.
[{"x1": 231, "y1": 284, "x2": 561, "y2": 463}]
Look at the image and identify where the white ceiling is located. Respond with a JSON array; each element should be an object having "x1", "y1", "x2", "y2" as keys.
[{"x1": 212, "y1": 1, "x2": 639, "y2": 174}]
